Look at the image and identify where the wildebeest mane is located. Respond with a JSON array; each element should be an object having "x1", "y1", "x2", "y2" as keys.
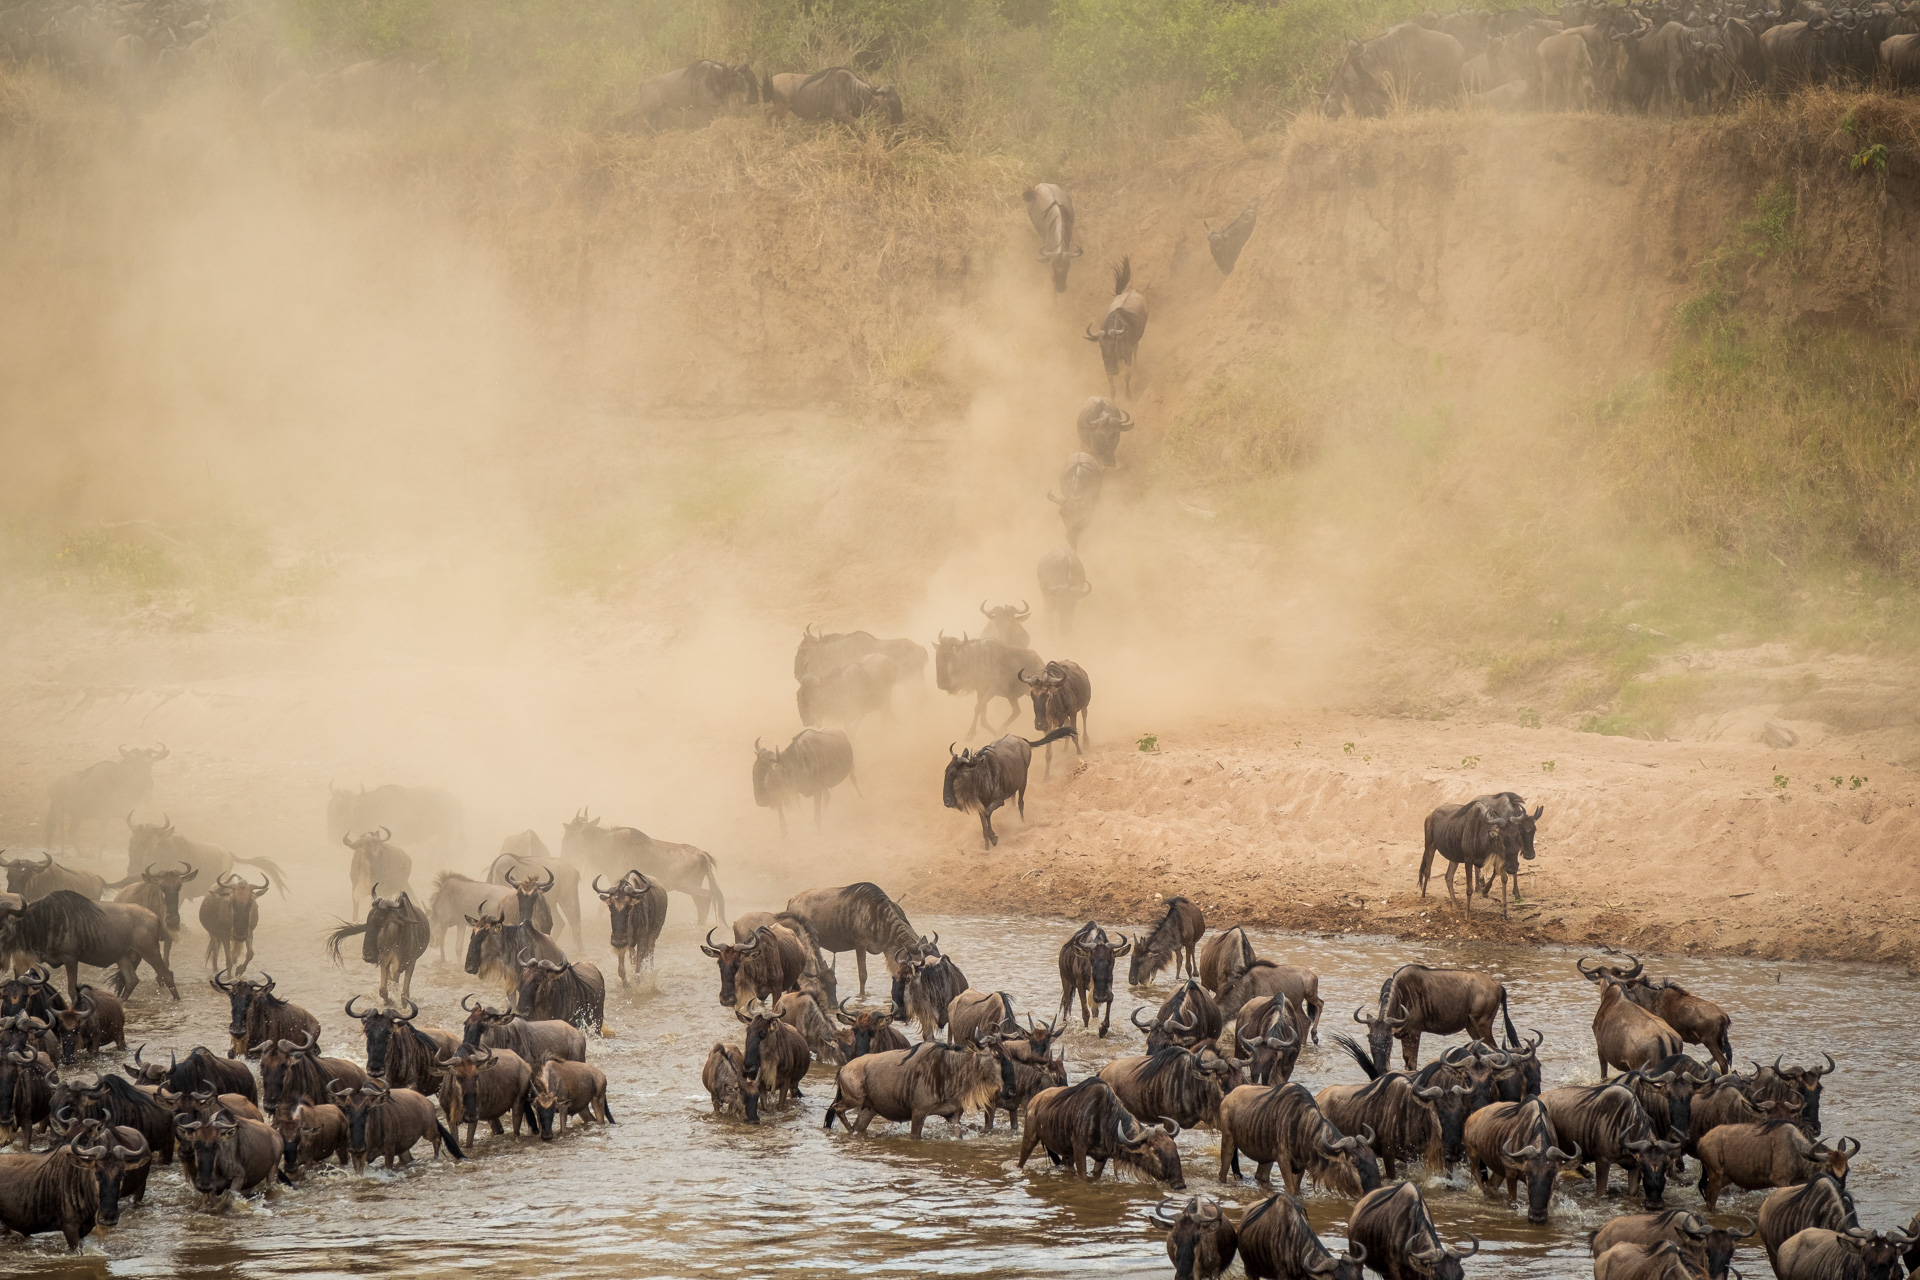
[
  {"x1": 18, "y1": 890, "x2": 114, "y2": 959},
  {"x1": 842, "y1": 882, "x2": 919, "y2": 954}
]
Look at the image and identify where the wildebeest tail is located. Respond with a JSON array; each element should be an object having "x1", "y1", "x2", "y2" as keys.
[
  {"x1": 700, "y1": 853, "x2": 726, "y2": 922},
  {"x1": 437, "y1": 1118, "x2": 465, "y2": 1160},
  {"x1": 1500, "y1": 986, "x2": 1519, "y2": 1049},
  {"x1": 761, "y1": 71, "x2": 775, "y2": 103},
  {"x1": 1113, "y1": 254, "x2": 1131, "y2": 295},
  {"x1": 1025, "y1": 727, "x2": 1077, "y2": 749},
  {"x1": 324, "y1": 920, "x2": 369, "y2": 965},
  {"x1": 1332, "y1": 1032, "x2": 1382, "y2": 1080},
  {"x1": 602, "y1": 1091, "x2": 616, "y2": 1123},
  {"x1": 233, "y1": 855, "x2": 293, "y2": 896}
]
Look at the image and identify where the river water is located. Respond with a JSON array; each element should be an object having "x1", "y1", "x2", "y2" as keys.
[{"x1": 9, "y1": 906, "x2": 1917, "y2": 1278}]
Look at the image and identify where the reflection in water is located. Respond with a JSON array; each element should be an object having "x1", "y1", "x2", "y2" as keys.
[{"x1": 7, "y1": 911, "x2": 1917, "y2": 1277}]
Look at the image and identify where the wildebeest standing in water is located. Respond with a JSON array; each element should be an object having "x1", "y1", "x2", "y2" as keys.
[
  {"x1": 1355, "y1": 962, "x2": 1520, "y2": 1071},
  {"x1": 781, "y1": 882, "x2": 927, "y2": 999},
  {"x1": 198, "y1": 872, "x2": 266, "y2": 976},
  {"x1": 933, "y1": 632, "x2": 1044, "y2": 739},
  {"x1": 489, "y1": 830, "x2": 584, "y2": 948},
  {"x1": 1057, "y1": 922, "x2": 1130, "y2": 1036},
  {"x1": 1076, "y1": 396, "x2": 1133, "y2": 468},
  {"x1": 45, "y1": 744, "x2": 167, "y2": 853},
  {"x1": 1049, "y1": 451, "x2": 1105, "y2": 548},
  {"x1": 0, "y1": 891, "x2": 177, "y2": 1002},
  {"x1": 1037, "y1": 547, "x2": 1092, "y2": 637},
  {"x1": 1016, "y1": 1076, "x2": 1186, "y2": 1187},
  {"x1": 116, "y1": 816, "x2": 289, "y2": 904},
  {"x1": 979, "y1": 601, "x2": 1031, "y2": 649},
  {"x1": 596, "y1": 871, "x2": 667, "y2": 987},
  {"x1": 1347, "y1": 1180, "x2": 1478, "y2": 1280},
  {"x1": 463, "y1": 904, "x2": 567, "y2": 997},
  {"x1": 1084, "y1": 256, "x2": 1147, "y2": 399},
  {"x1": 3, "y1": 852, "x2": 106, "y2": 902},
  {"x1": 0, "y1": 1134, "x2": 115, "y2": 1249},
  {"x1": 1418, "y1": 798, "x2": 1522, "y2": 916},
  {"x1": 1023, "y1": 183, "x2": 1081, "y2": 293},
  {"x1": 1128, "y1": 896, "x2": 1206, "y2": 986},
  {"x1": 772, "y1": 66, "x2": 903, "y2": 125},
  {"x1": 1021, "y1": 659, "x2": 1091, "y2": 779},
  {"x1": 944, "y1": 729, "x2": 1077, "y2": 848},
  {"x1": 113, "y1": 862, "x2": 195, "y2": 964},
  {"x1": 327, "y1": 783, "x2": 464, "y2": 858},
  {"x1": 325, "y1": 889, "x2": 431, "y2": 1005},
  {"x1": 516, "y1": 955, "x2": 607, "y2": 1035},
  {"x1": 216, "y1": 970, "x2": 320, "y2": 1060},
  {"x1": 1150, "y1": 1195, "x2": 1238, "y2": 1280},
  {"x1": 561, "y1": 810, "x2": 727, "y2": 925},
  {"x1": 753, "y1": 728, "x2": 857, "y2": 835},
  {"x1": 633, "y1": 59, "x2": 756, "y2": 129},
  {"x1": 1321, "y1": 23, "x2": 1468, "y2": 118},
  {"x1": 1205, "y1": 198, "x2": 1259, "y2": 275},
  {"x1": 341, "y1": 829, "x2": 415, "y2": 919}
]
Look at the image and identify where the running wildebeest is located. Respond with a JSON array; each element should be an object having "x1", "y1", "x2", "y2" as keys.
[
  {"x1": 1084, "y1": 256, "x2": 1147, "y2": 399},
  {"x1": 488, "y1": 830, "x2": 584, "y2": 948},
  {"x1": 176, "y1": 1111, "x2": 283, "y2": 1206},
  {"x1": 118, "y1": 817, "x2": 289, "y2": 903},
  {"x1": 1217, "y1": 1080, "x2": 1381, "y2": 1195},
  {"x1": 326, "y1": 888, "x2": 430, "y2": 1006},
  {"x1": 495, "y1": 864, "x2": 557, "y2": 935},
  {"x1": 596, "y1": 871, "x2": 667, "y2": 987},
  {"x1": 1418, "y1": 798, "x2": 1523, "y2": 916},
  {"x1": 774, "y1": 66, "x2": 903, "y2": 125},
  {"x1": 1036, "y1": 547, "x2": 1092, "y2": 636},
  {"x1": 347, "y1": 996, "x2": 456, "y2": 1096},
  {"x1": 782, "y1": 882, "x2": 927, "y2": 999},
  {"x1": 258, "y1": 1032, "x2": 370, "y2": 1113},
  {"x1": 436, "y1": 1044, "x2": 533, "y2": 1146},
  {"x1": 458, "y1": 997, "x2": 588, "y2": 1063},
  {"x1": 3, "y1": 852, "x2": 106, "y2": 902},
  {"x1": 1355, "y1": 963, "x2": 1520, "y2": 1070},
  {"x1": 341, "y1": 829, "x2": 414, "y2": 919},
  {"x1": 0, "y1": 891, "x2": 177, "y2": 1003},
  {"x1": 634, "y1": 58, "x2": 756, "y2": 128},
  {"x1": 793, "y1": 625, "x2": 927, "y2": 689},
  {"x1": 1347, "y1": 1180, "x2": 1478, "y2": 1280},
  {"x1": 332, "y1": 1079, "x2": 463, "y2": 1170},
  {"x1": 944, "y1": 729, "x2": 1077, "y2": 848},
  {"x1": 827, "y1": 1037, "x2": 1011, "y2": 1137},
  {"x1": 327, "y1": 783, "x2": 463, "y2": 857},
  {"x1": 753, "y1": 728, "x2": 857, "y2": 834},
  {"x1": 113, "y1": 863, "x2": 195, "y2": 964},
  {"x1": 1048, "y1": 451, "x2": 1105, "y2": 548},
  {"x1": 561, "y1": 810, "x2": 726, "y2": 925},
  {"x1": 198, "y1": 872, "x2": 266, "y2": 976},
  {"x1": 1057, "y1": 922, "x2": 1131, "y2": 1036},
  {"x1": 1205, "y1": 198, "x2": 1259, "y2": 275},
  {"x1": 1021, "y1": 659, "x2": 1091, "y2": 779},
  {"x1": 517, "y1": 955, "x2": 607, "y2": 1033},
  {"x1": 45, "y1": 744, "x2": 167, "y2": 854},
  {"x1": 1129, "y1": 896, "x2": 1206, "y2": 986},
  {"x1": 1321, "y1": 22, "x2": 1468, "y2": 117},
  {"x1": 979, "y1": 601, "x2": 1032, "y2": 649},
  {"x1": 216, "y1": 970, "x2": 320, "y2": 1060},
  {"x1": 1460, "y1": 1097, "x2": 1579, "y2": 1222},
  {"x1": 1076, "y1": 396, "x2": 1134, "y2": 468},
  {"x1": 1016, "y1": 1076, "x2": 1186, "y2": 1186},
  {"x1": 1023, "y1": 183, "x2": 1081, "y2": 293},
  {"x1": 463, "y1": 904, "x2": 566, "y2": 995},
  {"x1": 797, "y1": 653, "x2": 896, "y2": 728},
  {"x1": 933, "y1": 632, "x2": 1044, "y2": 739}
]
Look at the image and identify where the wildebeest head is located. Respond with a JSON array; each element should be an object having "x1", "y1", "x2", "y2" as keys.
[
  {"x1": 528, "y1": 1061, "x2": 577, "y2": 1141},
  {"x1": 1505, "y1": 1133, "x2": 1580, "y2": 1224},
  {"x1": 255, "y1": 1031, "x2": 316, "y2": 1112},
  {"x1": 503, "y1": 864, "x2": 553, "y2": 926},
  {"x1": 1150, "y1": 1195, "x2": 1237, "y2": 1280},
  {"x1": 180, "y1": 1112, "x2": 238, "y2": 1195},
  {"x1": 701, "y1": 927, "x2": 771, "y2": 1008},
  {"x1": 140, "y1": 861, "x2": 198, "y2": 930},
  {"x1": 1760, "y1": 1052, "x2": 1837, "y2": 1130},
  {"x1": 1352, "y1": 998, "x2": 1409, "y2": 1071},
  {"x1": 347, "y1": 994, "x2": 419, "y2": 1078},
  {"x1": 463, "y1": 906, "x2": 508, "y2": 976},
  {"x1": 1622, "y1": 1134, "x2": 1685, "y2": 1205},
  {"x1": 437, "y1": 1046, "x2": 505, "y2": 1130},
  {"x1": 1, "y1": 850, "x2": 53, "y2": 895},
  {"x1": 869, "y1": 83, "x2": 903, "y2": 125},
  {"x1": 1407, "y1": 1233, "x2": 1478, "y2": 1280},
  {"x1": 1234, "y1": 1005, "x2": 1301, "y2": 1085},
  {"x1": 1117, "y1": 1112, "x2": 1186, "y2": 1189},
  {"x1": 596, "y1": 872, "x2": 657, "y2": 948},
  {"x1": 211, "y1": 969, "x2": 274, "y2": 1054},
  {"x1": 459, "y1": 994, "x2": 510, "y2": 1049},
  {"x1": 0, "y1": 964, "x2": 64, "y2": 1020},
  {"x1": 931, "y1": 632, "x2": 972, "y2": 693},
  {"x1": 73, "y1": 1119, "x2": 146, "y2": 1226},
  {"x1": 334, "y1": 1079, "x2": 391, "y2": 1172},
  {"x1": 979, "y1": 600, "x2": 1032, "y2": 649},
  {"x1": 833, "y1": 998, "x2": 899, "y2": 1059},
  {"x1": 121, "y1": 1043, "x2": 170, "y2": 1087},
  {"x1": 1067, "y1": 923, "x2": 1130, "y2": 1007},
  {"x1": 1326, "y1": 38, "x2": 1394, "y2": 117},
  {"x1": 1833, "y1": 1227, "x2": 1918, "y2": 1279},
  {"x1": 51, "y1": 992, "x2": 101, "y2": 1065},
  {"x1": 1076, "y1": 397, "x2": 1133, "y2": 467}
]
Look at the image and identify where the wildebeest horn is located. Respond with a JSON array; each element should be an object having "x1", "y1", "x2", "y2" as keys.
[
  {"x1": 1809, "y1": 1051, "x2": 1837, "y2": 1077},
  {"x1": 1131, "y1": 1006, "x2": 1153, "y2": 1031},
  {"x1": 461, "y1": 993, "x2": 481, "y2": 1011},
  {"x1": 700, "y1": 927, "x2": 721, "y2": 958},
  {"x1": 376, "y1": 827, "x2": 390, "y2": 842},
  {"x1": 342, "y1": 833, "x2": 355, "y2": 849},
  {"x1": 1159, "y1": 1115, "x2": 1181, "y2": 1137},
  {"x1": 1354, "y1": 1005, "x2": 1377, "y2": 1025},
  {"x1": 345, "y1": 995, "x2": 371, "y2": 1020},
  {"x1": 293, "y1": 1031, "x2": 314, "y2": 1052},
  {"x1": 1576, "y1": 955, "x2": 1603, "y2": 980},
  {"x1": 979, "y1": 600, "x2": 991, "y2": 617},
  {"x1": 258, "y1": 972, "x2": 275, "y2": 993},
  {"x1": 1016, "y1": 600, "x2": 1029, "y2": 618}
]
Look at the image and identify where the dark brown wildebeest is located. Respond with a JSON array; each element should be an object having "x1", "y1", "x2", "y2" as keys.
[
  {"x1": 797, "y1": 653, "x2": 896, "y2": 729},
  {"x1": 1129, "y1": 896, "x2": 1206, "y2": 986},
  {"x1": 1084, "y1": 256, "x2": 1147, "y2": 399},
  {"x1": 596, "y1": 871, "x2": 667, "y2": 987},
  {"x1": 1217, "y1": 1081, "x2": 1381, "y2": 1196},
  {"x1": 1150, "y1": 1194, "x2": 1239, "y2": 1280},
  {"x1": 933, "y1": 633, "x2": 1044, "y2": 740},
  {"x1": 0, "y1": 1134, "x2": 114, "y2": 1249},
  {"x1": 783, "y1": 882, "x2": 926, "y2": 998},
  {"x1": 215, "y1": 971, "x2": 319, "y2": 1060},
  {"x1": 891, "y1": 952, "x2": 970, "y2": 1041},
  {"x1": 560, "y1": 810, "x2": 726, "y2": 925},
  {"x1": 49, "y1": 1116, "x2": 148, "y2": 1228},
  {"x1": 1321, "y1": 22, "x2": 1467, "y2": 117},
  {"x1": 945, "y1": 989, "x2": 1020, "y2": 1048},
  {"x1": 1590, "y1": 1240, "x2": 1701, "y2": 1280},
  {"x1": 333, "y1": 1079, "x2": 462, "y2": 1170},
  {"x1": 457, "y1": 997, "x2": 588, "y2": 1064},
  {"x1": 1036, "y1": 547, "x2": 1092, "y2": 637},
  {"x1": 177, "y1": 1111, "x2": 283, "y2": 1206},
  {"x1": 1237, "y1": 1191, "x2": 1368, "y2": 1280},
  {"x1": 463, "y1": 903, "x2": 567, "y2": 995},
  {"x1": 753, "y1": 728, "x2": 857, "y2": 835},
  {"x1": 1204, "y1": 197, "x2": 1259, "y2": 275},
  {"x1": 1348, "y1": 1180, "x2": 1477, "y2": 1280},
  {"x1": 1625, "y1": 1055, "x2": 1713, "y2": 1150},
  {"x1": 326, "y1": 783, "x2": 464, "y2": 857},
  {"x1": 1689, "y1": 1071, "x2": 1808, "y2": 1155},
  {"x1": 1697, "y1": 1121, "x2": 1857, "y2": 1210},
  {"x1": 1460, "y1": 1097, "x2": 1579, "y2": 1223},
  {"x1": 516, "y1": 954, "x2": 606, "y2": 1034},
  {"x1": 257, "y1": 1032, "x2": 368, "y2": 1114},
  {"x1": 1626, "y1": 980, "x2": 1732, "y2": 1072},
  {"x1": 1199, "y1": 926, "x2": 1256, "y2": 999},
  {"x1": 436, "y1": 1045, "x2": 533, "y2": 1146},
  {"x1": 197, "y1": 872, "x2": 266, "y2": 976},
  {"x1": 119, "y1": 817, "x2": 288, "y2": 904},
  {"x1": 1048, "y1": 451, "x2": 1105, "y2": 548},
  {"x1": 1761, "y1": 1176, "x2": 1855, "y2": 1272},
  {"x1": 1020, "y1": 660, "x2": 1091, "y2": 779},
  {"x1": 277, "y1": 1102, "x2": 348, "y2": 1179},
  {"x1": 326, "y1": 888, "x2": 430, "y2": 1006},
  {"x1": 979, "y1": 601, "x2": 1032, "y2": 650},
  {"x1": 1582, "y1": 962, "x2": 1685, "y2": 1078},
  {"x1": 113, "y1": 863, "x2": 196, "y2": 963},
  {"x1": 45, "y1": 744, "x2": 167, "y2": 854},
  {"x1": 1318, "y1": 1072, "x2": 1447, "y2": 1181},
  {"x1": 777, "y1": 66, "x2": 902, "y2": 126},
  {"x1": 737, "y1": 1004, "x2": 810, "y2": 1107},
  {"x1": 1418, "y1": 799, "x2": 1523, "y2": 916},
  {"x1": 0, "y1": 891, "x2": 177, "y2": 1003},
  {"x1": 1540, "y1": 1081, "x2": 1681, "y2": 1202},
  {"x1": 1135, "y1": 979, "x2": 1224, "y2": 1050},
  {"x1": 49, "y1": 987, "x2": 125, "y2": 1064},
  {"x1": 1745, "y1": 1053, "x2": 1836, "y2": 1134},
  {"x1": 1355, "y1": 963, "x2": 1520, "y2": 1071},
  {"x1": 828, "y1": 1037, "x2": 1012, "y2": 1137},
  {"x1": 59, "y1": 1073, "x2": 178, "y2": 1164},
  {"x1": 1469, "y1": 791, "x2": 1542, "y2": 905},
  {"x1": 1775, "y1": 1228, "x2": 1915, "y2": 1280},
  {"x1": 0, "y1": 1047, "x2": 55, "y2": 1146},
  {"x1": 776, "y1": 989, "x2": 842, "y2": 1064},
  {"x1": 1232, "y1": 996, "x2": 1304, "y2": 1086},
  {"x1": 943, "y1": 729, "x2": 1076, "y2": 848},
  {"x1": 983, "y1": 1024, "x2": 1065, "y2": 1132},
  {"x1": 1595, "y1": 1208, "x2": 1754, "y2": 1280},
  {"x1": 165, "y1": 1088, "x2": 262, "y2": 1181},
  {"x1": 1076, "y1": 397, "x2": 1134, "y2": 469},
  {"x1": 494, "y1": 863, "x2": 556, "y2": 935},
  {"x1": 488, "y1": 829, "x2": 584, "y2": 947},
  {"x1": 341, "y1": 829, "x2": 414, "y2": 920},
  {"x1": 832, "y1": 998, "x2": 913, "y2": 1062},
  {"x1": 347, "y1": 996, "x2": 456, "y2": 1096},
  {"x1": 635, "y1": 59, "x2": 755, "y2": 128},
  {"x1": 527, "y1": 1059, "x2": 613, "y2": 1140},
  {"x1": 1016, "y1": 1075, "x2": 1184, "y2": 1185},
  {"x1": 703, "y1": 924, "x2": 804, "y2": 1010},
  {"x1": 2, "y1": 852, "x2": 107, "y2": 902},
  {"x1": 1024, "y1": 183, "x2": 1081, "y2": 293},
  {"x1": 1099, "y1": 1045, "x2": 1234, "y2": 1130},
  {"x1": 1219, "y1": 960, "x2": 1325, "y2": 1043},
  {"x1": 1057, "y1": 922, "x2": 1130, "y2": 1036},
  {"x1": 159, "y1": 1043, "x2": 259, "y2": 1103},
  {"x1": 704, "y1": 1041, "x2": 760, "y2": 1123}
]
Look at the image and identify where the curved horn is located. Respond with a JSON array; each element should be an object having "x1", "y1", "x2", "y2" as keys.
[
  {"x1": 345, "y1": 995, "x2": 372, "y2": 1020},
  {"x1": 1131, "y1": 1006, "x2": 1153, "y2": 1031},
  {"x1": 461, "y1": 993, "x2": 481, "y2": 1011},
  {"x1": 1159, "y1": 1115, "x2": 1181, "y2": 1138}
]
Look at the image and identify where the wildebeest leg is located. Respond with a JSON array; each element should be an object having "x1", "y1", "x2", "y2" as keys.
[
  {"x1": 1099, "y1": 995, "x2": 1111, "y2": 1038},
  {"x1": 1017, "y1": 1122, "x2": 1041, "y2": 1167},
  {"x1": 1401, "y1": 1033, "x2": 1420, "y2": 1071},
  {"x1": 1471, "y1": 1155, "x2": 1497, "y2": 1196},
  {"x1": 1264, "y1": 1161, "x2": 1281, "y2": 1190},
  {"x1": 1504, "y1": 1172, "x2": 1519, "y2": 1207},
  {"x1": 1443, "y1": 860, "x2": 1460, "y2": 905},
  {"x1": 980, "y1": 803, "x2": 998, "y2": 849},
  {"x1": 1219, "y1": 1131, "x2": 1238, "y2": 1179},
  {"x1": 1594, "y1": 1159, "x2": 1610, "y2": 1196},
  {"x1": 1044, "y1": 740, "x2": 1052, "y2": 781}
]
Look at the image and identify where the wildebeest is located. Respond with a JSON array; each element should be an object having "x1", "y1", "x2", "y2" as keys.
[
  {"x1": 1049, "y1": 451, "x2": 1106, "y2": 548},
  {"x1": 945, "y1": 989, "x2": 1020, "y2": 1049},
  {"x1": 828, "y1": 1038, "x2": 1011, "y2": 1137},
  {"x1": 1024, "y1": 183, "x2": 1081, "y2": 293},
  {"x1": 1219, "y1": 960, "x2": 1326, "y2": 1044},
  {"x1": 340, "y1": 829, "x2": 414, "y2": 919},
  {"x1": 488, "y1": 831, "x2": 585, "y2": 947},
  {"x1": 703, "y1": 1042, "x2": 760, "y2": 1123},
  {"x1": 979, "y1": 600, "x2": 1032, "y2": 649},
  {"x1": 3, "y1": 852, "x2": 107, "y2": 902},
  {"x1": 933, "y1": 633, "x2": 1045, "y2": 739},
  {"x1": 326, "y1": 889, "x2": 430, "y2": 1005},
  {"x1": 0, "y1": 891, "x2": 177, "y2": 1003},
  {"x1": 1355, "y1": 963, "x2": 1519, "y2": 1070},
  {"x1": 1101, "y1": 1045, "x2": 1234, "y2": 1131},
  {"x1": 596, "y1": 870, "x2": 667, "y2": 987},
  {"x1": 176, "y1": 1112, "x2": 283, "y2": 1205},
  {"x1": 258, "y1": 1032, "x2": 368, "y2": 1114},
  {"x1": 797, "y1": 652, "x2": 896, "y2": 729},
  {"x1": 793, "y1": 625, "x2": 927, "y2": 689},
  {"x1": 1232, "y1": 996, "x2": 1305, "y2": 1086},
  {"x1": 1540, "y1": 1081, "x2": 1681, "y2": 1201},
  {"x1": 782, "y1": 882, "x2": 926, "y2": 998},
  {"x1": 1076, "y1": 396, "x2": 1133, "y2": 469},
  {"x1": 112, "y1": 863, "x2": 195, "y2": 963},
  {"x1": 1020, "y1": 660, "x2": 1091, "y2": 779},
  {"x1": 516, "y1": 955, "x2": 606, "y2": 1033},
  {"x1": 738, "y1": 1004, "x2": 810, "y2": 1107},
  {"x1": 1205, "y1": 197, "x2": 1259, "y2": 275},
  {"x1": 943, "y1": 729, "x2": 1077, "y2": 848},
  {"x1": 1698, "y1": 1121, "x2": 1857, "y2": 1210},
  {"x1": 560, "y1": 810, "x2": 726, "y2": 925},
  {"x1": 1057, "y1": 922, "x2": 1131, "y2": 1035},
  {"x1": 1318, "y1": 1071, "x2": 1447, "y2": 1181},
  {"x1": 53, "y1": 1117, "x2": 148, "y2": 1228},
  {"x1": 1536, "y1": 27, "x2": 1596, "y2": 108},
  {"x1": 1347, "y1": 1180, "x2": 1477, "y2": 1280},
  {"x1": 436, "y1": 1045, "x2": 532, "y2": 1146},
  {"x1": 1151, "y1": 1194, "x2": 1240, "y2": 1280},
  {"x1": 50, "y1": 987, "x2": 126, "y2": 1063},
  {"x1": 425, "y1": 871, "x2": 498, "y2": 961},
  {"x1": 1881, "y1": 32, "x2": 1920, "y2": 87},
  {"x1": 1582, "y1": 960, "x2": 1686, "y2": 1077},
  {"x1": 527, "y1": 1059, "x2": 613, "y2": 1140},
  {"x1": 1418, "y1": 799, "x2": 1523, "y2": 915},
  {"x1": 1627, "y1": 1055, "x2": 1713, "y2": 1149},
  {"x1": 1590, "y1": 1240, "x2": 1702, "y2": 1280},
  {"x1": 1217, "y1": 1081, "x2": 1381, "y2": 1196},
  {"x1": 157, "y1": 1043, "x2": 258, "y2": 1103},
  {"x1": 1199, "y1": 926, "x2": 1257, "y2": 999},
  {"x1": 1236, "y1": 1191, "x2": 1370, "y2": 1279},
  {"x1": 1084, "y1": 256, "x2": 1147, "y2": 399},
  {"x1": 1761, "y1": 1176, "x2": 1857, "y2": 1272},
  {"x1": 891, "y1": 952, "x2": 970, "y2": 1042},
  {"x1": 1128, "y1": 896, "x2": 1206, "y2": 986},
  {"x1": 1746, "y1": 1053, "x2": 1836, "y2": 1134},
  {"x1": 634, "y1": 59, "x2": 755, "y2": 128},
  {"x1": 196, "y1": 871, "x2": 266, "y2": 976},
  {"x1": 752, "y1": 728, "x2": 857, "y2": 834},
  {"x1": 777, "y1": 66, "x2": 902, "y2": 126},
  {"x1": 1016, "y1": 1076, "x2": 1185, "y2": 1186},
  {"x1": 278, "y1": 1102, "x2": 348, "y2": 1179},
  {"x1": 1036, "y1": 547, "x2": 1092, "y2": 637},
  {"x1": 1609, "y1": 966, "x2": 1733, "y2": 1071},
  {"x1": 1594, "y1": 1208, "x2": 1753, "y2": 1280},
  {"x1": 326, "y1": 783, "x2": 464, "y2": 857},
  {"x1": 703, "y1": 923, "x2": 804, "y2": 1010},
  {"x1": 463, "y1": 904, "x2": 567, "y2": 995},
  {"x1": 215, "y1": 970, "x2": 320, "y2": 1059},
  {"x1": 1775, "y1": 1227, "x2": 1915, "y2": 1280},
  {"x1": 45, "y1": 744, "x2": 167, "y2": 853},
  {"x1": 1460, "y1": 1097, "x2": 1578, "y2": 1222},
  {"x1": 348, "y1": 996, "x2": 454, "y2": 1096},
  {"x1": 1136, "y1": 979, "x2": 1225, "y2": 1050},
  {"x1": 118, "y1": 817, "x2": 289, "y2": 904},
  {"x1": 0, "y1": 1135, "x2": 114, "y2": 1249},
  {"x1": 1322, "y1": 23, "x2": 1467, "y2": 117},
  {"x1": 457, "y1": 998, "x2": 589, "y2": 1064},
  {"x1": 494, "y1": 863, "x2": 557, "y2": 935},
  {"x1": 333, "y1": 1080, "x2": 462, "y2": 1170}
]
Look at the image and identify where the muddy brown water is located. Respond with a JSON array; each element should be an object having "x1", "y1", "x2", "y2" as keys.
[{"x1": 7, "y1": 904, "x2": 1918, "y2": 1278}]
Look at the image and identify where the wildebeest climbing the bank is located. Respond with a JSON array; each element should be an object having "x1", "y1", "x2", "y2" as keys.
[
  {"x1": 1023, "y1": 183, "x2": 1081, "y2": 293},
  {"x1": 1084, "y1": 256, "x2": 1147, "y2": 399},
  {"x1": 1036, "y1": 547, "x2": 1092, "y2": 636},
  {"x1": 1205, "y1": 198, "x2": 1259, "y2": 275},
  {"x1": 934, "y1": 632, "x2": 1044, "y2": 739},
  {"x1": 944, "y1": 729, "x2": 1076, "y2": 847}
]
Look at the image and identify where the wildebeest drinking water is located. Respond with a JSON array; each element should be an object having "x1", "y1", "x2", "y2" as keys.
[
  {"x1": 561, "y1": 809, "x2": 726, "y2": 925},
  {"x1": 753, "y1": 728, "x2": 857, "y2": 835},
  {"x1": 944, "y1": 729, "x2": 1077, "y2": 848},
  {"x1": 1084, "y1": 256, "x2": 1147, "y2": 399},
  {"x1": 1023, "y1": 183, "x2": 1081, "y2": 293}
]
